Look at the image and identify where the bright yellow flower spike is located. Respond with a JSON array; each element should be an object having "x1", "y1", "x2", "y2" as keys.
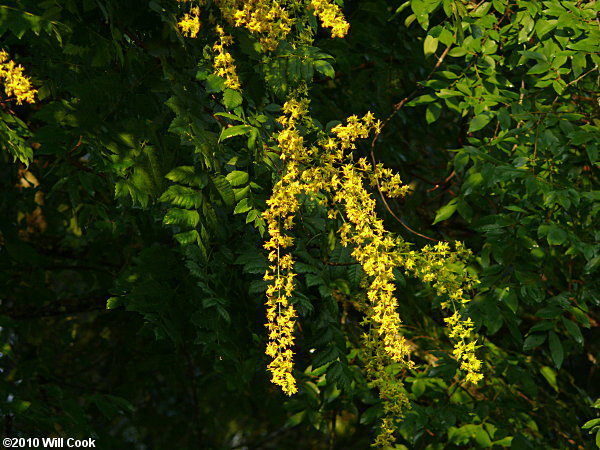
[
  {"x1": 0, "y1": 50, "x2": 37, "y2": 105},
  {"x1": 213, "y1": 26, "x2": 241, "y2": 90},
  {"x1": 310, "y1": 0, "x2": 349, "y2": 38}
]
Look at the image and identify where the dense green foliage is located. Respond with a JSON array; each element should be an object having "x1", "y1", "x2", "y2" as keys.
[{"x1": 1, "y1": 0, "x2": 599, "y2": 448}]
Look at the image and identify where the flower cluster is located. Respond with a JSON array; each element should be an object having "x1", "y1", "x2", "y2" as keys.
[
  {"x1": 444, "y1": 312, "x2": 482, "y2": 383},
  {"x1": 334, "y1": 163, "x2": 414, "y2": 365},
  {"x1": 176, "y1": 0, "x2": 350, "y2": 52},
  {"x1": 213, "y1": 25, "x2": 241, "y2": 90},
  {"x1": 368, "y1": 161, "x2": 410, "y2": 198},
  {"x1": 0, "y1": 50, "x2": 37, "y2": 105},
  {"x1": 262, "y1": 96, "x2": 313, "y2": 395},
  {"x1": 309, "y1": 0, "x2": 350, "y2": 38},
  {"x1": 216, "y1": 0, "x2": 294, "y2": 51},
  {"x1": 362, "y1": 335, "x2": 411, "y2": 448},
  {"x1": 177, "y1": 6, "x2": 201, "y2": 37},
  {"x1": 398, "y1": 241, "x2": 482, "y2": 385},
  {"x1": 174, "y1": 0, "x2": 483, "y2": 441},
  {"x1": 262, "y1": 100, "x2": 483, "y2": 444}
]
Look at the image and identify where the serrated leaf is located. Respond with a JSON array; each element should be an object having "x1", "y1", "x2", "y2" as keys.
[
  {"x1": 163, "y1": 208, "x2": 200, "y2": 228},
  {"x1": 165, "y1": 166, "x2": 206, "y2": 188},
  {"x1": 246, "y1": 209, "x2": 259, "y2": 223},
  {"x1": 205, "y1": 73, "x2": 226, "y2": 92},
  {"x1": 210, "y1": 174, "x2": 235, "y2": 206},
  {"x1": 327, "y1": 361, "x2": 352, "y2": 393},
  {"x1": 159, "y1": 185, "x2": 203, "y2": 209},
  {"x1": 347, "y1": 263, "x2": 363, "y2": 287},
  {"x1": 219, "y1": 125, "x2": 253, "y2": 142},
  {"x1": 223, "y1": 89, "x2": 243, "y2": 110},
  {"x1": 226, "y1": 170, "x2": 249, "y2": 187},
  {"x1": 313, "y1": 60, "x2": 335, "y2": 79},
  {"x1": 312, "y1": 346, "x2": 339, "y2": 368},
  {"x1": 584, "y1": 256, "x2": 600, "y2": 274},
  {"x1": 214, "y1": 112, "x2": 244, "y2": 122},
  {"x1": 499, "y1": 290, "x2": 518, "y2": 313},
  {"x1": 174, "y1": 229, "x2": 199, "y2": 245},
  {"x1": 234, "y1": 198, "x2": 252, "y2": 214},
  {"x1": 233, "y1": 185, "x2": 250, "y2": 201}
]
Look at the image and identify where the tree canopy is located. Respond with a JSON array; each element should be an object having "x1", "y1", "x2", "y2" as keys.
[{"x1": 1, "y1": 0, "x2": 599, "y2": 448}]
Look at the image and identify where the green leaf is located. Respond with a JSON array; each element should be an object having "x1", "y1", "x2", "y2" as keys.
[
  {"x1": 312, "y1": 346, "x2": 339, "y2": 368},
  {"x1": 499, "y1": 289, "x2": 518, "y2": 313},
  {"x1": 234, "y1": 198, "x2": 252, "y2": 214},
  {"x1": 584, "y1": 256, "x2": 600, "y2": 274},
  {"x1": 540, "y1": 366, "x2": 559, "y2": 392},
  {"x1": 223, "y1": 89, "x2": 243, "y2": 110},
  {"x1": 313, "y1": 60, "x2": 335, "y2": 79},
  {"x1": 469, "y1": 112, "x2": 494, "y2": 132},
  {"x1": 547, "y1": 225, "x2": 567, "y2": 245},
  {"x1": 424, "y1": 35, "x2": 439, "y2": 57},
  {"x1": 562, "y1": 317, "x2": 583, "y2": 345},
  {"x1": 165, "y1": 166, "x2": 206, "y2": 188},
  {"x1": 523, "y1": 333, "x2": 546, "y2": 351},
  {"x1": 586, "y1": 144, "x2": 598, "y2": 164},
  {"x1": 205, "y1": 73, "x2": 226, "y2": 92},
  {"x1": 106, "y1": 297, "x2": 122, "y2": 309},
  {"x1": 210, "y1": 174, "x2": 235, "y2": 206},
  {"x1": 226, "y1": 170, "x2": 249, "y2": 187},
  {"x1": 174, "y1": 229, "x2": 200, "y2": 246},
  {"x1": 548, "y1": 331, "x2": 564, "y2": 369},
  {"x1": 411, "y1": 378, "x2": 426, "y2": 397},
  {"x1": 426, "y1": 102, "x2": 442, "y2": 124},
  {"x1": 433, "y1": 198, "x2": 457, "y2": 224},
  {"x1": 582, "y1": 418, "x2": 600, "y2": 430},
  {"x1": 219, "y1": 125, "x2": 253, "y2": 142},
  {"x1": 163, "y1": 208, "x2": 200, "y2": 228},
  {"x1": 327, "y1": 361, "x2": 352, "y2": 393},
  {"x1": 347, "y1": 263, "x2": 363, "y2": 287},
  {"x1": 159, "y1": 185, "x2": 203, "y2": 209},
  {"x1": 406, "y1": 94, "x2": 437, "y2": 106},
  {"x1": 473, "y1": 426, "x2": 492, "y2": 448},
  {"x1": 360, "y1": 405, "x2": 383, "y2": 425}
]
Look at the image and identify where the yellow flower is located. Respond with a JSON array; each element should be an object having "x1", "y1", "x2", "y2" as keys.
[
  {"x1": 0, "y1": 50, "x2": 37, "y2": 105},
  {"x1": 212, "y1": 25, "x2": 241, "y2": 90},
  {"x1": 177, "y1": 6, "x2": 201, "y2": 38},
  {"x1": 309, "y1": 0, "x2": 349, "y2": 38}
]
